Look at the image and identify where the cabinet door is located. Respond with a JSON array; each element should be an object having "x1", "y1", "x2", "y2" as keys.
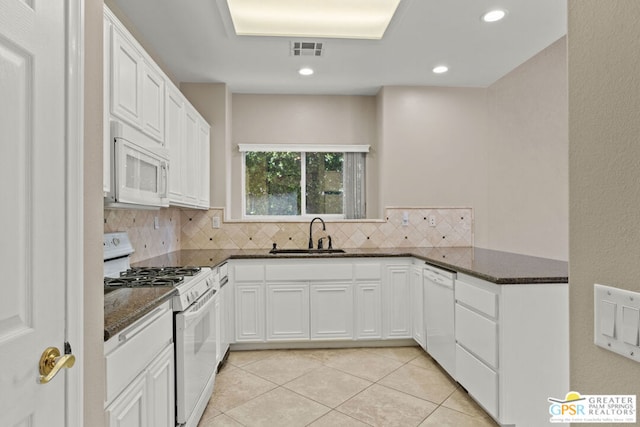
[
  {"x1": 310, "y1": 283, "x2": 353, "y2": 340},
  {"x1": 266, "y1": 284, "x2": 309, "y2": 340},
  {"x1": 103, "y1": 14, "x2": 112, "y2": 195},
  {"x1": 141, "y1": 63, "x2": 165, "y2": 143},
  {"x1": 182, "y1": 105, "x2": 199, "y2": 205},
  {"x1": 384, "y1": 265, "x2": 412, "y2": 338},
  {"x1": 111, "y1": 27, "x2": 142, "y2": 126},
  {"x1": 166, "y1": 85, "x2": 184, "y2": 203},
  {"x1": 197, "y1": 120, "x2": 210, "y2": 208},
  {"x1": 355, "y1": 282, "x2": 382, "y2": 339},
  {"x1": 411, "y1": 266, "x2": 425, "y2": 348},
  {"x1": 235, "y1": 284, "x2": 265, "y2": 342},
  {"x1": 146, "y1": 345, "x2": 174, "y2": 427},
  {"x1": 106, "y1": 374, "x2": 148, "y2": 427}
]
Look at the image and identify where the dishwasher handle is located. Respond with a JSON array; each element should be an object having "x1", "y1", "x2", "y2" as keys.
[{"x1": 424, "y1": 271, "x2": 454, "y2": 289}]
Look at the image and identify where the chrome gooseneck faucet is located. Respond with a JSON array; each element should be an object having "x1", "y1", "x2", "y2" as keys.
[{"x1": 308, "y1": 217, "x2": 325, "y2": 249}]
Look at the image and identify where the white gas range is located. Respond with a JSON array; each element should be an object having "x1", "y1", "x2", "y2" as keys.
[{"x1": 104, "y1": 232, "x2": 219, "y2": 427}]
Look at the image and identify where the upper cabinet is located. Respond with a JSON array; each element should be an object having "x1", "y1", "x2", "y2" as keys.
[
  {"x1": 110, "y1": 26, "x2": 144, "y2": 130},
  {"x1": 104, "y1": 5, "x2": 210, "y2": 209}
]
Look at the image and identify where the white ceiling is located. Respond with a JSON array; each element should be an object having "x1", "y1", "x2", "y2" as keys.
[{"x1": 109, "y1": 0, "x2": 567, "y2": 95}]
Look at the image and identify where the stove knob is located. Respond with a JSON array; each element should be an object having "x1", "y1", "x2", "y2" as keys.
[
  {"x1": 186, "y1": 294, "x2": 191, "y2": 304},
  {"x1": 112, "y1": 237, "x2": 120, "y2": 246}
]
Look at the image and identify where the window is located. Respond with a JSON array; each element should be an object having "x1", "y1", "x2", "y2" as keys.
[{"x1": 240, "y1": 144, "x2": 368, "y2": 219}]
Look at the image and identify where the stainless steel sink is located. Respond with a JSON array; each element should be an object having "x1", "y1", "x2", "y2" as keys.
[{"x1": 269, "y1": 248, "x2": 346, "y2": 255}]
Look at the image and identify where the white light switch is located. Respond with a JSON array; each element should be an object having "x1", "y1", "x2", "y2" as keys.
[
  {"x1": 622, "y1": 306, "x2": 640, "y2": 346},
  {"x1": 594, "y1": 284, "x2": 640, "y2": 363},
  {"x1": 402, "y1": 211, "x2": 409, "y2": 226},
  {"x1": 600, "y1": 300, "x2": 617, "y2": 337}
]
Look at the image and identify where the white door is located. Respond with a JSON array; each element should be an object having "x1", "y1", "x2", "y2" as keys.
[{"x1": 0, "y1": 0, "x2": 81, "y2": 426}]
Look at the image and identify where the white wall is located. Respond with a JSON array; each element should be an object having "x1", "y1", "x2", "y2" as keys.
[
  {"x1": 230, "y1": 94, "x2": 378, "y2": 218},
  {"x1": 85, "y1": 0, "x2": 105, "y2": 425},
  {"x1": 486, "y1": 37, "x2": 568, "y2": 260},
  {"x1": 376, "y1": 86, "x2": 490, "y2": 246},
  {"x1": 568, "y1": 0, "x2": 640, "y2": 405}
]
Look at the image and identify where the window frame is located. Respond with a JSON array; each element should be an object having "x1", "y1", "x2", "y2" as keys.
[{"x1": 239, "y1": 144, "x2": 369, "y2": 221}]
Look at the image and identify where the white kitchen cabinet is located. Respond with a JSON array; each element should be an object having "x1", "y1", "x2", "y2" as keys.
[
  {"x1": 234, "y1": 284, "x2": 265, "y2": 342},
  {"x1": 141, "y1": 63, "x2": 165, "y2": 143},
  {"x1": 105, "y1": 373, "x2": 147, "y2": 427},
  {"x1": 110, "y1": 25, "x2": 143, "y2": 129},
  {"x1": 104, "y1": 5, "x2": 211, "y2": 205},
  {"x1": 354, "y1": 282, "x2": 382, "y2": 339},
  {"x1": 264, "y1": 262, "x2": 354, "y2": 342},
  {"x1": 310, "y1": 283, "x2": 353, "y2": 340},
  {"x1": 108, "y1": 16, "x2": 165, "y2": 145},
  {"x1": 166, "y1": 83, "x2": 185, "y2": 203},
  {"x1": 454, "y1": 273, "x2": 569, "y2": 426},
  {"x1": 383, "y1": 263, "x2": 412, "y2": 339},
  {"x1": 105, "y1": 345, "x2": 174, "y2": 427},
  {"x1": 145, "y1": 345, "x2": 175, "y2": 427},
  {"x1": 197, "y1": 120, "x2": 211, "y2": 209},
  {"x1": 165, "y1": 83, "x2": 210, "y2": 209},
  {"x1": 103, "y1": 14, "x2": 112, "y2": 195},
  {"x1": 232, "y1": 261, "x2": 266, "y2": 343},
  {"x1": 267, "y1": 283, "x2": 309, "y2": 340},
  {"x1": 182, "y1": 104, "x2": 199, "y2": 206},
  {"x1": 354, "y1": 263, "x2": 382, "y2": 339},
  {"x1": 410, "y1": 264, "x2": 425, "y2": 348},
  {"x1": 230, "y1": 259, "x2": 417, "y2": 345},
  {"x1": 104, "y1": 301, "x2": 174, "y2": 427}
]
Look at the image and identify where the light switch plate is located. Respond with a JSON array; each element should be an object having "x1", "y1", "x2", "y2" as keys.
[{"x1": 594, "y1": 284, "x2": 640, "y2": 363}]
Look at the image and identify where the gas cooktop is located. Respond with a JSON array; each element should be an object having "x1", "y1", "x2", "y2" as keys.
[{"x1": 104, "y1": 266, "x2": 202, "y2": 290}]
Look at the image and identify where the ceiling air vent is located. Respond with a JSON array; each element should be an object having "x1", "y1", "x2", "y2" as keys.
[{"x1": 291, "y1": 41, "x2": 323, "y2": 57}]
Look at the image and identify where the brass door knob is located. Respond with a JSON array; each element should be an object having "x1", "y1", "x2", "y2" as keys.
[{"x1": 39, "y1": 346, "x2": 76, "y2": 384}]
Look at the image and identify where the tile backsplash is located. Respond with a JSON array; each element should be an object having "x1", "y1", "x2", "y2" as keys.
[
  {"x1": 104, "y1": 207, "x2": 181, "y2": 263},
  {"x1": 104, "y1": 206, "x2": 472, "y2": 263}
]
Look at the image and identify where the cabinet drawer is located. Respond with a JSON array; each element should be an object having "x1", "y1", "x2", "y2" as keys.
[
  {"x1": 456, "y1": 280, "x2": 498, "y2": 318},
  {"x1": 266, "y1": 263, "x2": 352, "y2": 281},
  {"x1": 354, "y1": 263, "x2": 381, "y2": 280},
  {"x1": 456, "y1": 344, "x2": 498, "y2": 418},
  {"x1": 234, "y1": 264, "x2": 264, "y2": 282},
  {"x1": 455, "y1": 304, "x2": 498, "y2": 368},
  {"x1": 105, "y1": 303, "x2": 173, "y2": 404}
]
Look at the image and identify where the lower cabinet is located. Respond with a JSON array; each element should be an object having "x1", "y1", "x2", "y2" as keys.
[
  {"x1": 106, "y1": 345, "x2": 174, "y2": 427},
  {"x1": 383, "y1": 263, "x2": 412, "y2": 339},
  {"x1": 235, "y1": 283, "x2": 265, "y2": 342},
  {"x1": 230, "y1": 258, "x2": 411, "y2": 344},
  {"x1": 310, "y1": 283, "x2": 353, "y2": 339},
  {"x1": 410, "y1": 264, "x2": 425, "y2": 348},
  {"x1": 354, "y1": 282, "x2": 382, "y2": 339},
  {"x1": 106, "y1": 372, "x2": 148, "y2": 427},
  {"x1": 266, "y1": 284, "x2": 310, "y2": 340},
  {"x1": 265, "y1": 282, "x2": 354, "y2": 341},
  {"x1": 454, "y1": 273, "x2": 569, "y2": 426}
]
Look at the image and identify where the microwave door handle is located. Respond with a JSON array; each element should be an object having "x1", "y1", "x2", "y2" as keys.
[{"x1": 161, "y1": 162, "x2": 168, "y2": 198}]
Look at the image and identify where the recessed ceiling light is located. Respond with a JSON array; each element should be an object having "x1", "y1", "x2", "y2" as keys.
[
  {"x1": 227, "y1": 0, "x2": 401, "y2": 39},
  {"x1": 432, "y1": 65, "x2": 448, "y2": 74},
  {"x1": 482, "y1": 9, "x2": 507, "y2": 23},
  {"x1": 299, "y1": 67, "x2": 314, "y2": 76}
]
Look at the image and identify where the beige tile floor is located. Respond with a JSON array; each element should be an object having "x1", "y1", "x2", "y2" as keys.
[{"x1": 198, "y1": 347, "x2": 498, "y2": 427}]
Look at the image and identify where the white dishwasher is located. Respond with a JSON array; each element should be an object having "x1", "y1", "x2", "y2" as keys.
[{"x1": 423, "y1": 264, "x2": 456, "y2": 378}]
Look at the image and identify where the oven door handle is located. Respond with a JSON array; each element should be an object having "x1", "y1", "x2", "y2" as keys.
[{"x1": 176, "y1": 288, "x2": 216, "y2": 330}]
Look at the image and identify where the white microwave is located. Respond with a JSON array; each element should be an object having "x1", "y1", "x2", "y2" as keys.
[{"x1": 105, "y1": 121, "x2": 169, "y2": 208}]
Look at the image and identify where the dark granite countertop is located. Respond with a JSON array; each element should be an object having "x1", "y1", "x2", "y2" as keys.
[
  {"x1": 112, "y1": 247, "x2": 565, "y2": 340},
  {"x1": 104, "y1": 286, "x2": 177, "y2": 341},
  {"x1": 134, "y1": 246, "x2": 568, "y2": 285}
]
